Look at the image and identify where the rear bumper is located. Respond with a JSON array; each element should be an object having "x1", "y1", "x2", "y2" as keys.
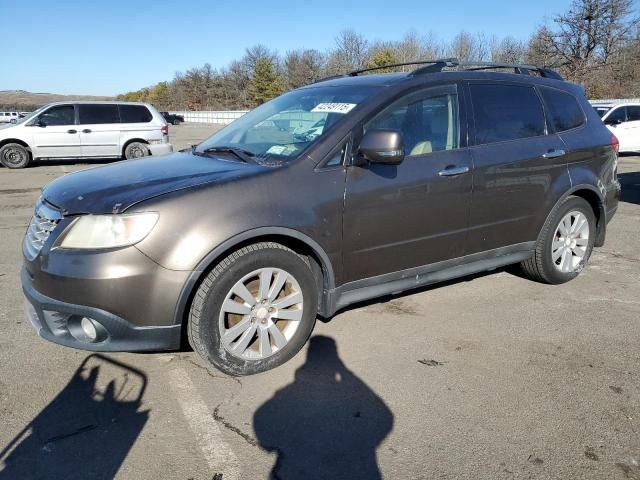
[
  {"x1": 149, "y1": 143, "x2": 173, "y2": 156},
  {"x1": 22, "y1": 267, "x2": 181, "y2": 352}
]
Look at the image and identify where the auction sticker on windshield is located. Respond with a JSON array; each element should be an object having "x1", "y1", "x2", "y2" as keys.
[{"x1": 311, "y1": 103, "x2": 357, "y2": 114}]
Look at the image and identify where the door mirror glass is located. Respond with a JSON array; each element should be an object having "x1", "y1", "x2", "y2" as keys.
[{"x1": 359, "y1": 129, "x2": 404, "y2": 165}]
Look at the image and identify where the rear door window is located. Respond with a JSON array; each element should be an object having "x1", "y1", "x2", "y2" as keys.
[
  {"x1": 470, "y1": 83, "x2": 546, "y2": 144},
  {"x1": 78, "y1": 104, "x2": 119, "y2": 124},
  {"x1": 540, "y1": 87, "x2": 585, "y2": 132},
  {"x1": 119, "y1": 105, "x2": 153, "y2": 123}
]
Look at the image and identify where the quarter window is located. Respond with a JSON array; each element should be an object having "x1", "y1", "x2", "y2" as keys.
[
  {"x1": 38, "y1": 105, "x2": 75, "y2": 126},
  {"x1": 78, "y1": 104, "x2": 119, "y2": 124},
  {"x1": 540, "y1": 87, "x2": 585, "y2": 132},
  {"x1": 119, "y1": 105, "x2": 153, "y2": 123},
  {"x1": 470, "y1": 84, "x2": 546, "y2": 144},
  {"x1": 366, "y1": 92, "x2": 458, "y2": 157}
]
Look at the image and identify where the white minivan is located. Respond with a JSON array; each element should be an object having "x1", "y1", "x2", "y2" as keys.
[
  {"x1": 0, "y1": 102, "x2": 173, "y2": 168},
  {"x1": 593, "y1": 101, "x2": 640, "y2": 153}
]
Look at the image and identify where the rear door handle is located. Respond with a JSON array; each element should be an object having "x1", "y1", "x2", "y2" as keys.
[
  {"x1": 438, "y1": 166, "x2": 470, "y2": 177},
  {"x1": 542, "y1": 149, "x2": 566, "y2": 159},
  {"x1": 82, "y1": 129, "x2": 92, "y2": 133},
  {"x1": 67, "y1": 129, "x2": 77, "y2": 134}
]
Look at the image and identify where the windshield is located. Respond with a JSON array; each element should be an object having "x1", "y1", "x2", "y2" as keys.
[
  {"x1": 593, "y1": 106, "x2": 611, "y2": 118},
  {"x1": 197, "y1": 85, "x2": 380, "y2": 161},
  {"x1": 14, "y1": 104, "x2": 49, "y2": 124}
]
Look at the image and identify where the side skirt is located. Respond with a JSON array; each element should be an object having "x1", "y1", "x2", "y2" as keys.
[{"x1": 323, "y1": 242, "x2": 535, "y2": 316}]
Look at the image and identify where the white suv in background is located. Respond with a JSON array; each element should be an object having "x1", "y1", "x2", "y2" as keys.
[
  {"x1": 0, "y1": 102, "x2": 173, "y2": 168},
  {"x1": 0, "y1": 112, "x2": 20, "y2": 123},
  {"x1": 593, "y1": 101, "x2": 640, "y2": 153}
]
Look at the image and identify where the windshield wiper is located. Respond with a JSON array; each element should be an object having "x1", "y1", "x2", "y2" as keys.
[{"x1": 201, "y1": 146, "x2": 255, "y2": 162}]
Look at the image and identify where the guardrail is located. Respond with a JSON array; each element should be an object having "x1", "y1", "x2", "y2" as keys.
[{"x1": 168, "y1": 110, "x2": 249, "y2": 125}]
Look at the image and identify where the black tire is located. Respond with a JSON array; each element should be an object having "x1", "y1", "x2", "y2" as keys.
[
  {"x1": 172, "y1": 119, "x2": 181, "y2": 125},
  {"x1": 0, "y1": 143, "x2": 31, "y2": 169},
  {"x1": 520, "y1": 196, "x2": 596, "y2": 284},
  {"x1": 124, "y1": 142, "x2": 150, "y2": 160},
  {"x1": 188, "y1": 242, "x2": 318, "y2": 376}
]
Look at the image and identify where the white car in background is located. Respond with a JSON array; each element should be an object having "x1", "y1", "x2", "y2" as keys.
[
  {"x1": 0, "y1": 111, "x2": 20, "y2": 123},
  {"x1": 0, "y1": 102, "x2": 173, "y2": 168},
  {"x1": 593, "y1": 101, "x2": 640, "y2": 153}
]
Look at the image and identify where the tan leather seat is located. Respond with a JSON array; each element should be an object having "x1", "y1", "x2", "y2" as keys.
[{"x1": 410, "y1": 141, "x2": 433, "y2": 156}]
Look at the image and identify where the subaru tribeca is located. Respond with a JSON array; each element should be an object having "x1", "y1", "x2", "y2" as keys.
[{"x1": 21, "y1": 60, "x2": 621, "y2": 375}]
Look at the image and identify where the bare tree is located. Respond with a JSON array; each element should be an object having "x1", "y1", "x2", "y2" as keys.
[
  {"x1": 284, "y1": 49, "x2": 324, "y2": 88},
  {"x1": 327, "y1": 29, "x2": 369, "y2": 74}
]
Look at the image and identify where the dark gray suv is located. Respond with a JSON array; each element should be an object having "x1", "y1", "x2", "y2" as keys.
[{"x1": 21, "y1": 60, "x2": 621, "y2": 375}]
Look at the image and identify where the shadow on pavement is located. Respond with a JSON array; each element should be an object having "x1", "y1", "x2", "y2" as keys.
[
  {"x1": 618, "y1": 171, "x2": 640, "y2": 205},
  {"x1": 254, "y1": 335, "x2": 394, "y2": 480},
  {"x1": 0, "y1": 354, "x2": 149, "y2": 480},
  {"x1": 30, "y1": 158, "x2": 121, "y2": 168}
]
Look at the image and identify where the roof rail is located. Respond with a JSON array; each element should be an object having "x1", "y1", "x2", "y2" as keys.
[
  {"x1": 410, "y1": 59, "x2": 563, "y2": 80},
  {"x1": 311, "y1": 58, "x2": 563, "y2": 85},
  {"x1": 346, "y1": 58, "x2": 459, "y2": 77}
]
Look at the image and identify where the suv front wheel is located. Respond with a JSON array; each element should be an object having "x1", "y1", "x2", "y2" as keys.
[
  {"x1": 188, "y1": 242, "x2": 318, "y2": 376},
  {"x1": 521, "y1": 196, "x2": 596, "y2": 284}
]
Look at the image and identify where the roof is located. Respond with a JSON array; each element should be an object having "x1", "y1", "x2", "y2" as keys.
[{"x1": 306, "y1": 69, "x2": 572, "y2": 90}]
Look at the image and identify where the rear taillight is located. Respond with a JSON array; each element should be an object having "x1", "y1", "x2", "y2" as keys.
[
  {"x1": 161, "y1": 125, "x2": 169, "y2": 135},
  {"x1": 611, "y1": 134, "x2": 619, "y2": 153}
]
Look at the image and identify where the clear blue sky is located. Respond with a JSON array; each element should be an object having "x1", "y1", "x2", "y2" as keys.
[{"x1": 0, "y1": 0, "x2": 570, "y2": 96}]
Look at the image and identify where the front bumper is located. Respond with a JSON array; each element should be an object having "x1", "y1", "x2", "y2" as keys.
[
  {"x1": 149, "y1": 143, "x2": 173, "y2": 156},
  {"x1": 22, "y1": 267, "x2": 182, "y2": 352}
]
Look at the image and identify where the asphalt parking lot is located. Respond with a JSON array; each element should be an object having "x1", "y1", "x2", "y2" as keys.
[{"x1": 0, "y1": 123, "x2": 639, "y2": 480}]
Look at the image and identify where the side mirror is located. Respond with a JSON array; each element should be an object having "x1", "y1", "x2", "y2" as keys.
[
  {"x1": 359, "y1": 129, "x2": 405, "y2": 165},
  {"x1": 35, "y1": 119, "x2": 47, "y2": 127}
]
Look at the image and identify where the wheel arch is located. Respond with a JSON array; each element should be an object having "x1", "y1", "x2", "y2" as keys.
[
  {"x1": 0, "y1": 138, "x2": 32, "y2": 152},
  {"x1": 543, "y1": 184, "x2": 606, "y2": 247},
  {"x1": 173, "y1": 227, "x2": 336, "y2": 334}
]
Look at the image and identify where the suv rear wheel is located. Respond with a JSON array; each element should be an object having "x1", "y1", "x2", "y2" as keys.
[
  {"x1": 521, "y1": 196, "x2": 596, "y2": 284},
  {"x1": 188, "y1": 242, "x2": 318, "y2": 376},
  {"x1": 0, "y1": 143, "x2": 31, "y2": 169}
]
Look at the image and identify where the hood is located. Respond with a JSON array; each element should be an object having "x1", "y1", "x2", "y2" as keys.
[
  {"x1": 0, "y1": 124, "x2": 15, "y2": 131},
  {"x1": 43, "y1": 151, "x2": 265, "y2": 215}
]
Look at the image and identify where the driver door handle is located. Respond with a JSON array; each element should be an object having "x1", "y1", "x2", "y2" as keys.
[
  {"x1": 438, "y1": 166, "x2": 470, "y2": 177},
  {"x1": 82, "y1": 129, "x2": 92, "y2": 133},
  {"x1": 542, "y1": 149, "x2": 566, "y2": 159},
  {"x1": 67, "y1": 129, "x2": 77, "y2": 134}
]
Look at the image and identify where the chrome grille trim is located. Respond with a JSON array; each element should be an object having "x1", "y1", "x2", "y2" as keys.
[{"x1": 23, "y1": 200, "x2": 62, "y2": 261}]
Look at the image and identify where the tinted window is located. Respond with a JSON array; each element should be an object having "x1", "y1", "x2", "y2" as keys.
[
  {"x1": 366, "y1": 92, "x2": 458, "y2": 156},
  {"x1": 540, "y1": 87, "x2": 585, "y2": 132},
  {"x1": 606, "y1": 107, "x2": 627, "y2": 124},
  {"x1": 38, "y1": 105, "x2": 75, "y2": 126},
  {"x1": 627, "y1": 106, "x2": 640, "y2": 121},
  {"x1": 78, "y1": 104, "x2": 119, "y2": 124},
  {"x1": 119, "y1": 105, "x2": 153, "y2": 123},
  {"x1": 471, "y1": 84, "x2": 545, "y2": 144}
]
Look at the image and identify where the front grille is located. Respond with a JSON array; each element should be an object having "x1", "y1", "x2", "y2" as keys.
[{"x1": 23, "y1": 200, "x2": 63, "y2": 260}]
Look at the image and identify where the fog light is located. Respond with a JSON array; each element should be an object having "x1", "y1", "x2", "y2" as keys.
[
  {"x1": 81, "y1": 317, "x2": 98, "y2": 341},
  {"x1": 68, "y1": 315, "x2": 107, "y2": 343}
]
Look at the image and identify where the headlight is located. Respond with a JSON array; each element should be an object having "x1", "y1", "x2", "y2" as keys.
[{"x1": 58, "y1": 213, "x2": 159, "y2": 249}]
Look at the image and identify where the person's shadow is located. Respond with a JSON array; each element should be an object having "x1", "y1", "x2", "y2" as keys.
[
  {"x1": 254, "y1": 335, "x2": 394, "y2": 480},
  {"x1": 0, "y1": 354, "x2": 148, "y2": 480}
]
